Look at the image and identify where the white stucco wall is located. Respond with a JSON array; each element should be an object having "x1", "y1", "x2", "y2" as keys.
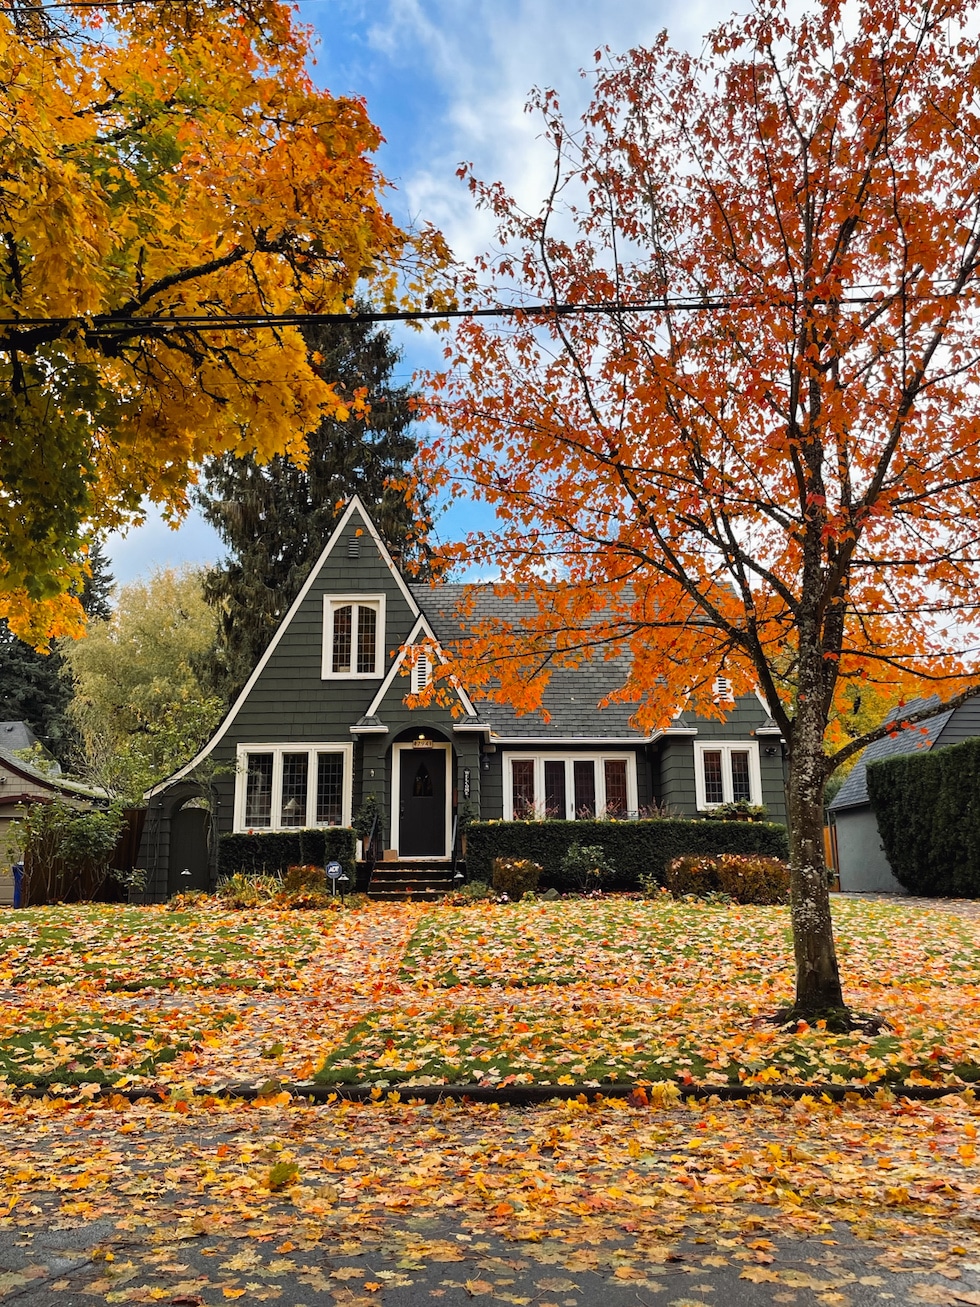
[{"x1": 834, "y1": 807, "x2": 905, "y2": 893}]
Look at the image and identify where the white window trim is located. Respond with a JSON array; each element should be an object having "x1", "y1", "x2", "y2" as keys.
[
  {"x1": 322, "y1": 594, "x2": 386, "y2": 679},
  {"x1": 234, "y1": 742, "x2": 354, "y2": 832},
  {"x1": 390, "y1": 741, "x2": 452, "y2": 860},
  {"x1": 501, "y1": 752, "x2": 638, "y2": 821},
  {"x1": 693, "y1": 740, "x2": 762, "y2": 810}
]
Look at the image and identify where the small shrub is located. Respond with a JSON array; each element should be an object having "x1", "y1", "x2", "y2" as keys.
[
  {"x1": 217, "y1": 872, "x2": 281, "y2": 908},
  {"x1": 559, "y1": 842, "x2": 616, "y2": 893},
  {"x1": 462, "y1": 880, "x2": 493, "y2": 901},
  {"x1": 665, "y1": 853, "x2": 789, "y2": 904},
  {"x1": 167, "y1": 889, "x2": 211, "y2": 912},
  {"x1": 283, "y1": 864, "x2": 326, "y2": 894},
  {"x1": 492, "y1": 857, "x2": 542, "y2": 898}
]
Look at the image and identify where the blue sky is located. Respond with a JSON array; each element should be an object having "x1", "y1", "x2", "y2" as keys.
[{"x1": 104, "y1": 0, "x2": 730, "y2": 587}]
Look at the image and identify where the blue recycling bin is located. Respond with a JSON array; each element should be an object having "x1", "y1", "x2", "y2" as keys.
[{"x1": 12, "y1": 863, "x2": 23, "y2": 908}]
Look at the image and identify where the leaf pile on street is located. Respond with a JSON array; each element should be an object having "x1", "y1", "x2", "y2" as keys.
[
  {"x1": 0, "y1": 897, "x2": 978, "y2": 1302},
  {"x1": 0, "y1": 1087, "x2": 977, "y2": 1304}
]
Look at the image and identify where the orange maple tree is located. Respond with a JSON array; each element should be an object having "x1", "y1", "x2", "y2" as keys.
[
  {"x1": 0, "y1": 0, "x2": 444, "y2": 645},
  {"x1": 422, "y1": 0, "x2": 980, "y2": 1016}
]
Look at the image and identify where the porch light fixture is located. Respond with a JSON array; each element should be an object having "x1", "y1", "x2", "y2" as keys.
[{"x1": 413, "y1": 732, "x2": 429, "y2": 748}]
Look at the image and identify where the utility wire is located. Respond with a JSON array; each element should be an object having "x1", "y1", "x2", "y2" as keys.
[{"x1": 0, "y1": 290, "x2": 967, "y2": 338}]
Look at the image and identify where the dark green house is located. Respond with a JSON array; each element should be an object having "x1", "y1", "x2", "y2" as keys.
[{"x1": 140, "y1": 497, "x2": 787, "y2": 898}]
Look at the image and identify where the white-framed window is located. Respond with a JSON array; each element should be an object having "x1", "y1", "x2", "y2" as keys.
[
  {"x1": 694, "y1": 740, "x2": 762, "y2": 809},
  {"x1": 234, "y1": 743, "x2": 353, "y2": 832},
  {"x1": 322, "y1": 595, "x2": 385, "y2": 678},
  {"x1": 502, "y1": 752, "x2": 638, "y2": 820}
]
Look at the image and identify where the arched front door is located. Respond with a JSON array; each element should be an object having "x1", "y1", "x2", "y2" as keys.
[
  {"x1": 392, "y1": 743, "x2": 450, "y2": 858},
  {"x1": 168, "y1": 804, "x2": 210, "y2": 896}
]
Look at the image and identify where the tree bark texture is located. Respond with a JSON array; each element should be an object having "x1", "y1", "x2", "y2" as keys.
[{"x1": 787, "y1": 708, "x2": 845, "y2": 1014}]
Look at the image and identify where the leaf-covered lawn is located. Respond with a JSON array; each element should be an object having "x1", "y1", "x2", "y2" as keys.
[
  {"x1": 0, "y1": 1003, "x2": 236, "y2": 1087},
  {"x1": 0, "y1": 905, "x2": 327, "y2": 990},
  {"x1": 321, "y1": 898, "x2": 980, "y2": 1089},
  {"x1": 2, "y1": 896, "x2": 979, "y2": 1094}
]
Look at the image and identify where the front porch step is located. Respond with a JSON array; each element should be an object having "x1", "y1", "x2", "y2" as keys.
[{"x1": 368, "y1": 862, "x2": 459, "y2": 901}]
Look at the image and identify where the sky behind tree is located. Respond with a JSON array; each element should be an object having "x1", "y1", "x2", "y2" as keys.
[{"x1": 104, "y1": 0, "x2": 731, "y2": 586}]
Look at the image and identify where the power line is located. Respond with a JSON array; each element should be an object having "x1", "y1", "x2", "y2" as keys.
[{"x1": 0, "y1": 290, "x2": 957, "y2": 340}]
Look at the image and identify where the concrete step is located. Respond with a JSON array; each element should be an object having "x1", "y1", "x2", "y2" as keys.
[{"x1": 367, "y1": 862, "x2": 459, "y2": 901}]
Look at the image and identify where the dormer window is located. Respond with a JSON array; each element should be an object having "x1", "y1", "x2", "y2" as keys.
[{"x1": 323, "y1": 595, "x2": 385, "y2": 678}]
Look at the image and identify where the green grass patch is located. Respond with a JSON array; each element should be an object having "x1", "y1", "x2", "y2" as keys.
[
  {"x1": 312, "y1": 996, "x2": 980, "y2": 1090},
  {"x1": 0, "y1": 1007, "x2": 236, "y2": 1088},
  {"x1": 0, "y1": 905, "x2": 328, "y2": 990}
]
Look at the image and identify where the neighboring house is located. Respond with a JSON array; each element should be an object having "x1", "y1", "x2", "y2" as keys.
[
  {"x1": 0, "y1": 724, "x2": 103, "y2": 906},
  {"x1": 828, "y1": 695, "x2": 980, "y2": 892},
  {"x1": 140, "y1": 497, "x2": 788, "y2": 900}
]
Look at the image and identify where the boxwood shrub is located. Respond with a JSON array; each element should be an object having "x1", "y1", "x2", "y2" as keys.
[
  {"x1": 217, "y1": 828, "x2": 357, "y2": 882},
  {"x1": 867, "y1": 737, "x2": 980, "y2": 896},
  {"x1": 464, "y1": 819, "x2": 788, "y2": 891}
]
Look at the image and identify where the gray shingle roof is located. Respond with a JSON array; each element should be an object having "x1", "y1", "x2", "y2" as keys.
[
  {"x1": 412, "y1": 583, "x2": 657, "y2": 740},
  {"x1": 0, "y1": 722, "x2": 39, "y2": 752},
  {"x1": 828, "y1": 696, "x2": 952, "y2": 811}
]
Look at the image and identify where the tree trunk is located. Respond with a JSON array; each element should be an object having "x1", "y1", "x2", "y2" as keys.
[{"x1": 786, "y1": 721, "x2": 846, "y2": 1016}]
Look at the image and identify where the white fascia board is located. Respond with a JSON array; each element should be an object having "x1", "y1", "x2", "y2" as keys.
[
  {"x1": 350, "y1": 724, "x2": 390, "y2": 735},
  {"x1": 364, "y1": 613, "x2": 477, "y2": 720},
  {"x1": 452, "y1": 721, "x2": 492, "y2": 733},
  {"x1": 644, "y1": 727, "x2": 700, "y2": 742},
  {"x1": 146, "y1": 496, "x2": 416, "y2": 797},
  {"x1": 488, "y1": 735, "x2": 653, "y2": 745},
  {"x1": 753, "y1": 726, "x2": 784, "y2": 736},
  {"x1": 753, "y1": 688, "x2": 776, "y2": 716}
]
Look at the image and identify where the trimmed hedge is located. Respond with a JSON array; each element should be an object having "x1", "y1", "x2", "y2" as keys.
[
  {"x1": 867, "y1": 737, "x2": 980, "y2": 896},
  {"x1": 217, "y1": 828, "x2": 357, "y2": 881},
  {"x1": 464, "y1": 819, "x2": 788, "y2": 891}
]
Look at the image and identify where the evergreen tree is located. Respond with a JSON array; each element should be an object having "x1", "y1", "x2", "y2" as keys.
[
  {"x1": 197, "y1": 317, "x2": 432, "y2": 696},
  {"x1": 0, "y1": 540, "x2": 114, "y2": 764}
]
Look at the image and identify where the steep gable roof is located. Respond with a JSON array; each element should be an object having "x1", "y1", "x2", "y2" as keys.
[
  {"x1": 412, "y1": 583, "x2": 744, "y2": 741},
  {"x1": 147, "y1": 495, "x2": 420, "y2": 795},
  {"x1": 828, "y1": 696, "x2": 953, "y2": 812}
]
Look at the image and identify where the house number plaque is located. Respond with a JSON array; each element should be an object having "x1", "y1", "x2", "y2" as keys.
[{"x1": 463, "y1": 768, "x2": 471, "y2": 798}]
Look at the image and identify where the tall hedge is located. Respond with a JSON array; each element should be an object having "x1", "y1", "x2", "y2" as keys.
[
  {"x1": 867, "y1": 737, "x2": 980, "y2": 896},
  {"x1": 464, "y1": 819, "x2": 788, "y2": 890},
  {"x1": 218, "y1": 828, "x2": 356, "y2": 880}
]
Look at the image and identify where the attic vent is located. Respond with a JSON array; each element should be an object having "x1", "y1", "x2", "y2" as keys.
[
  {"x1": 411, "y1": 650, "x2": 430, "y2": 694},
  {"x1": 713, "y1": 675, "x2": 734, "y2": 703},
  {"x1": 347, "y1": 537, "x2": 360, "y2": 558}
]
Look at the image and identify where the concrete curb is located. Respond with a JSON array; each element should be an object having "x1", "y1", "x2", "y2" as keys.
[{"x1": 5, "y1": 1077, "x2": 976, "y2": 1106}]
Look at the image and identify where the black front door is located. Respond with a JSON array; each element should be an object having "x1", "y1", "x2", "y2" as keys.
[
  {"x1": 168, "y1": 806, "x2": 210, "y2": 895},
  {"x1": 399, "y1": 748, "x2": 447, "y2": 857}
]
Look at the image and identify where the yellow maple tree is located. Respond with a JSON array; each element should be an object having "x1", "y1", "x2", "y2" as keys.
[{"x1": 1, "y1": 0, "x2": 442, "y2": 645}]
